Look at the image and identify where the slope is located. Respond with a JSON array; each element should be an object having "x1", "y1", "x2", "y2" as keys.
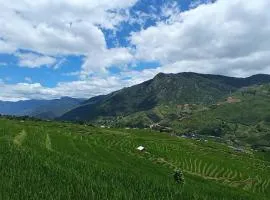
[
  {"x1": 102, "y1": 83, "x2": 270, "y2": 148},
  {"x1": 0, "y1": 117, "x2": 270, "y2": 199},
  {"x1": 60, "y1": 72, "x2": 270, "y2": 122}
]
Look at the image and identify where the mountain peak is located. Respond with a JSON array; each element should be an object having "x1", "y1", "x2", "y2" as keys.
[
  {"x1": 154, "y1": 72, "x2": 203, "y2": 80},
  {"x1": 154, "y1": 72, "x2": 167, "y2": 79}
]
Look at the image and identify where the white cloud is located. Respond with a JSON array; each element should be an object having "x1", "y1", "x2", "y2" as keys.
[
  {"x1": 62, "y1": 71, "x2": 81, "y2": 77},
  {"x1": 131, "y1": 0, "x2": 270, "y2": 77},
  {"x1": 16, "y1": 52, "x2": 57, "y2": 68},
  {"x1": 0, "y1": 39, "x2": 17, "y2": 54},
  {"x1": 0, "y1": 82, "x2": 55, "y2": 101},
  {"x1": 81, "y1": 47, "x2": 134, "y2": 76},
  {"x1": 189, "y1": 0, "x2": 212, "y2": 9},
  {"x1": 0, "y1": 76, "x2": 132, "y2": 101},
  {"x1": 0, "y1": 0, "x2": 137, "y2": 69},
  {"x1": 24, "y1": 77, "x2": 32, "y2": 83},
  {"x1": 53, "y1": 58, "x2": 67, "y2": 70},
  {"x1": 160, "y1": 1, "x2": 181, "y2": 24}
]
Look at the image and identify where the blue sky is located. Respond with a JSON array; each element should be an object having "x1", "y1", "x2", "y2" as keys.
[
  {"x1": 0, "y1": 0, "x2": 194, "y2": 87},
  {"x1": 0, "y1": 0, "x2": 270, "y2": 100}
]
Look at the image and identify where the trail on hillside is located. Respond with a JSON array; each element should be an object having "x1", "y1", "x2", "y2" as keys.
[{"x1": 45, "y1": 133, "x2": 52, "y2": 151}]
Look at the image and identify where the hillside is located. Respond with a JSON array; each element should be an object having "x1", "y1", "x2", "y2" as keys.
[
  {"x1": 95, "y1": 84, "x2": 270, "y2": 150},
  {"x1": 0, "y1": 97, "x2": 85, "y2": 119},
  {"x1": 171, "y1": 84, "x2": 270, "y2": 149},
  {"x1": 1, "y1": 117, "x2": 270, "y2": 199},
  {"x1": 60, "y1": 73, "x2": 270, "y2": 122}
]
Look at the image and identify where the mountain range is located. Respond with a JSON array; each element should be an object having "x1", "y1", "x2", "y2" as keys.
[
  {"x1": 60, "y1": 72, "x2": 270, "y2": 122},
  {"x1": 2, "y1": 72, "x2": 270, "y2": 149},
  {"x1": 0, "y1": 97, "x2": 85, "y2": 119}
]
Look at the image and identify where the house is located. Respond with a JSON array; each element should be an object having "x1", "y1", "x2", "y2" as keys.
[
  {"x1": 150, "y1": 123, "x2": 160, "y2": 129},
  {"x1": 150, "y1": 123, "x2": 172, "y2": 132},
  {"x1": 137, "y1": 146, "x2": 145, "y2": 151},
  {"x1": 226, "y1": 97, "x2": 241, "y2": 103}
]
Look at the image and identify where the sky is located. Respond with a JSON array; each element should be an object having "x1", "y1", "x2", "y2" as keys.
[{"x1": 0, "y1": 0, "x2": 270, "y2": 101}]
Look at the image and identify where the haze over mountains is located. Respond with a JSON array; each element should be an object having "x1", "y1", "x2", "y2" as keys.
[{"x1": 0, "y1": 97, "x2": 85, "y2": 119}]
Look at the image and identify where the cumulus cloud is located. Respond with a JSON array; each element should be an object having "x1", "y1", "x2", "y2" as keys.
[
  {"x1": 16, "y1": 52, "x2": 57, "y2": 68},
  {"x1": 0, "y1": 0, "x2": 137, "y2": 69},
  {"x1": 24, "y1": 77, "x2": 32, "y2": 83},
  {"x1": 81, "y1": 47, "x2": 134, "y2": 76},
  {"x1": 131, "y1": 0, "x2": 270, "y2": 77},
  {"x1": 0, "y1": 76, "x2": 132, "y2": 101},
  {"x1": 62, "y1": 71, "x2": 81, "y2": 77},
  {"x1": 0, "y1": 39, "x2": 17, "y2": 54}
]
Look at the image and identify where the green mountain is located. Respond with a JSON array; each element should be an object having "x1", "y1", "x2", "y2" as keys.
[
  {"x1": 60, "y1": 72, "x2": 270, "y2": 122},
  {"x1": 1, "y1": 117, "x2": 270, "y2": 199},
  {"x1": 0, "y1": 97, "x2": 85, "y2": 119},
  {"x1": 30, "y1": 97, "x2": 86, "y2": 119},
  {"x1": 93, "y1": 83, "x2": 270, "y2": 150}
]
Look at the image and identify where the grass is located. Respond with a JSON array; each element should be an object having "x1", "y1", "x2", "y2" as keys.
[{"x1": 0, "y1": 117, "x2": 270, "y2": 199}]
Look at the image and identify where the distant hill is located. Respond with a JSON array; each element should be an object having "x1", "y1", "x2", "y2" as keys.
[
  {"x1": 60, "y1": 72, "x2": 270, "y2": 121},
  {"x1": 0, "y1": 97, "x2": 85, "y2": 119}
]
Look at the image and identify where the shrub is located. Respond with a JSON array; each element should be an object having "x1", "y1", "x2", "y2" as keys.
[{"x1": 174, "y1": 169, "x2": 185, "y2": 184}]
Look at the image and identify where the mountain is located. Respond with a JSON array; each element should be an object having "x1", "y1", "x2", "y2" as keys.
[
  {"x1": 60, "y1": 72, "x2": 270, "y2": 122},
  {"x1": 0, "y1": 97, "x2": 85, "y2": 119},
  {"x1": 108, "y1": 83, "x2": 270, "y2": 149}
]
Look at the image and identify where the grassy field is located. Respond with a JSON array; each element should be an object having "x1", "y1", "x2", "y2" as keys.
[{"x1": 0, "y1": 118, "x2": 270, "y2": 200}]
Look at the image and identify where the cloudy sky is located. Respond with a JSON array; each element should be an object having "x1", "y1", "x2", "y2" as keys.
[{"x1": 0, "y1": 0, "x2": 270, "y2": 101}]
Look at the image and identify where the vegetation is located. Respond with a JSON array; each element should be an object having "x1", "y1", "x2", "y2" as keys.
[
  {"x1": 0, "y1": 117, "x2": 270, "y2": 199},
  {"x1": 60, "y1": 73, "x2": 270, "y2": 121},
  {"x1": 1, "y1": 73, "x2": 270, "y2": 199},
  {"x1": 174, "y1": 169, "x2": 185, "y2": 184},
  {"x1": 87, "y1": 83, "x2": 270, "y2": 151}
]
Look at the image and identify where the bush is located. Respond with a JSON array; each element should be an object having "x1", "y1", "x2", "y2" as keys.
[{"x1": 174, "y1": 169, "x2": 184, "y2": 184}]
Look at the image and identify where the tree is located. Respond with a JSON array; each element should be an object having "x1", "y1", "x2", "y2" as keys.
[
  {"x1": 233, "y1": 123, "x2": 239, "y2": 135},
  {"x1": 174, "y1": 169, "x2": 185, "y2": 184}
]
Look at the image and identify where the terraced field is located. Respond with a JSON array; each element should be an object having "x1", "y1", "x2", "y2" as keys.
[{"x1": 0, "y1": 118, "x2": 269, "y2": 199}]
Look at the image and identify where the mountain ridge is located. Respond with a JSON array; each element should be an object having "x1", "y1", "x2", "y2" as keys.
[
  {"x1": 60, "y1": 72, "x2": 270, "y2": 121},
  {"x1": 0, "y1": 97, "x2": 85, "y2": 119}
]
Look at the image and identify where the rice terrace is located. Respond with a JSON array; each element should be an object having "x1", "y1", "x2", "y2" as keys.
[
  {"x1": 1, "y1": 117, "x2": 269, "y2": 200},
  {"x1": 1, "y1": 0, "x2": 270, "y2": 199}
]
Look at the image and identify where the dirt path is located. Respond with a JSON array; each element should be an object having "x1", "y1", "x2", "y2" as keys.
[
  {"x1": 45, "y1": 133, "x2": 52, "y2": 151},
  {"x1": 13, "y1": 130, "x2": 27, "y2": 146}
]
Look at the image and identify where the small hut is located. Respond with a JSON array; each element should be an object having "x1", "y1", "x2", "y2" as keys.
[{"x1": 136, "y1": 146, "x2": 145, "y2": 151}]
